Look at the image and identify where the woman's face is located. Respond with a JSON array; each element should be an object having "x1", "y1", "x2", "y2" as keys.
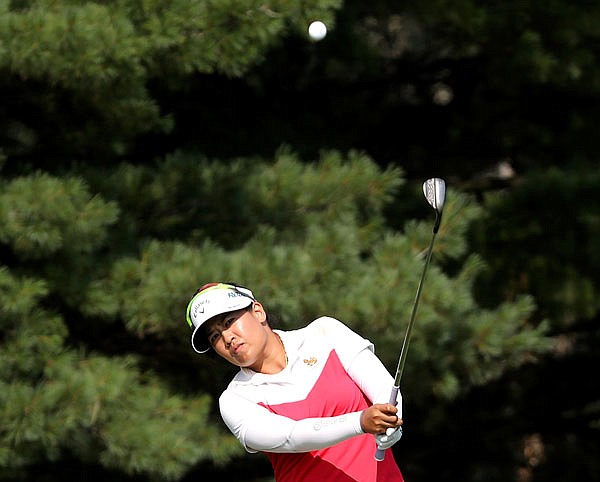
[{"x1": 204, "y1": 302, "x2": 270, "y2": 369}]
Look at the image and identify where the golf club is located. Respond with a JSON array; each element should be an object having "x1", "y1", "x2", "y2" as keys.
[{"x1": 375, "y1": 178, "x2": 446, "y2": 462}]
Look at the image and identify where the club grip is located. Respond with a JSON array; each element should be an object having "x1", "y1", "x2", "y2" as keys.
[{"x1": 374, "y1": 386, "x2": 400, "y2": 461}]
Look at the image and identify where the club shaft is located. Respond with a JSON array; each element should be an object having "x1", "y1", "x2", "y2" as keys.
[{"x1": 392, "y1": 227, "x2": 437, "y2": 387}]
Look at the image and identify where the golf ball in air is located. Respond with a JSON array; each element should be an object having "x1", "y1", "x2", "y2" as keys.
[{"x1": 308, "y1": 21, "x2": 327, "y2": 41}]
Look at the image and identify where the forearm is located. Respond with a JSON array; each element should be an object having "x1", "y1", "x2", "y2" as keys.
[
  {"x1": 347, "y1": 348, "x2": 402, "y2": 416},
  {"x1": 220, "y1": 391, "x2": 364, "y2": 453},
  {"x1": 244, "y1": 411, "x2": 364, "y2": 453}
]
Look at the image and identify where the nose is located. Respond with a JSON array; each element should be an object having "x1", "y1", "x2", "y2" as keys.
[{"x1": 222, "y1": 329, "x2": 235, "y2": 347}]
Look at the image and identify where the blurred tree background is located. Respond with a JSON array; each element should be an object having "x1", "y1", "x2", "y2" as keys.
[{"x1": 0, "y1": 0, "x2": 598, "y2": 481}]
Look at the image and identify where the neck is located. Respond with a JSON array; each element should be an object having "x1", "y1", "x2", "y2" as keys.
[{"x1": 251, "y1": 331, "x2": 287, "y2": 374}]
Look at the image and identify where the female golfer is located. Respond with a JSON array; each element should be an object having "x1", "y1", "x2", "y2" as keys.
[{"x1": 185, "y1": 282, "x2": 404, "y2": 482}]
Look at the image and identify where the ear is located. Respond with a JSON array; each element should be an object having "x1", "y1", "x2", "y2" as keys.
[{"x1": 251, "y1": 301, "x2": 268, "y2": 324}]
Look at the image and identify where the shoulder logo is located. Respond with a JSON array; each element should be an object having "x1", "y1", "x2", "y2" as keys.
[{"x1": 303, "y1": 357, "x2": 318, "y2": 366}]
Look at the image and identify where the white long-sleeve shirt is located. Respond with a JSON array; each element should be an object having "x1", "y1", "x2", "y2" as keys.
[{"x1": 219, "y1": 316, "x2": 404, "y2": 482}]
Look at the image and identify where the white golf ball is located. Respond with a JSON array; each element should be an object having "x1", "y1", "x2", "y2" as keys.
[{"x1": 308, "y1": 21, "x2": 327, "y2": 41}]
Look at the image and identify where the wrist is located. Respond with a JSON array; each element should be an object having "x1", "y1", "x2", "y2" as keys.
[{"x1": 357, "y1": 411, "x2": 366, "y2": 434}]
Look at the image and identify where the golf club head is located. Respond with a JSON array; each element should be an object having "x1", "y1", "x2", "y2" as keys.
[{"x1": 422, "y1": 178, "x2": 446, "y2": 232}]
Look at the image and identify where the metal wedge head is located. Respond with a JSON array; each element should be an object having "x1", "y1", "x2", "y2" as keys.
[{"x1": 423, "y1": 178, "x2": 446, "y2": 232}]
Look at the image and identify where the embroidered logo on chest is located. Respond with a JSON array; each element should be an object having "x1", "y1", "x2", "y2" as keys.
[{"x1": 303, "y1": 357, "x2": 318, "y2": 366}]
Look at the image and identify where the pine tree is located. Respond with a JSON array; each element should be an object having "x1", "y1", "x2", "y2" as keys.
[
  {"x1": 0, "y1": 174, "x2": 241, "y2": 480},
  {"x1": 0, "y1": 0, "x2": 342, "y2": 162},
  {"x1": 0, "y1": 150, "x2": 554, "y2": 480},
  {"x1": 3, "y1": 0, "x2": 597, "y2": 481}
]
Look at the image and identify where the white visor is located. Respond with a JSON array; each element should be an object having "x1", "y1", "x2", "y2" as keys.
[{"x1": 186, "y1": 283, "x2": 255, "y2": 353}]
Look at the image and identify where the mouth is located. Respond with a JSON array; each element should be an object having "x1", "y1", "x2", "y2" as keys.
[{"x1": 231, "y1": 343, "x2": 244, "y2": 356}]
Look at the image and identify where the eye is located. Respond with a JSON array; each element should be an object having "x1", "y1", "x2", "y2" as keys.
[
  {"x1": 223, "y1": 316, "x2": 236, "y2": 328},
  {"x1": 208, "y1": 332, "x2": 220, "y2": 345}
]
